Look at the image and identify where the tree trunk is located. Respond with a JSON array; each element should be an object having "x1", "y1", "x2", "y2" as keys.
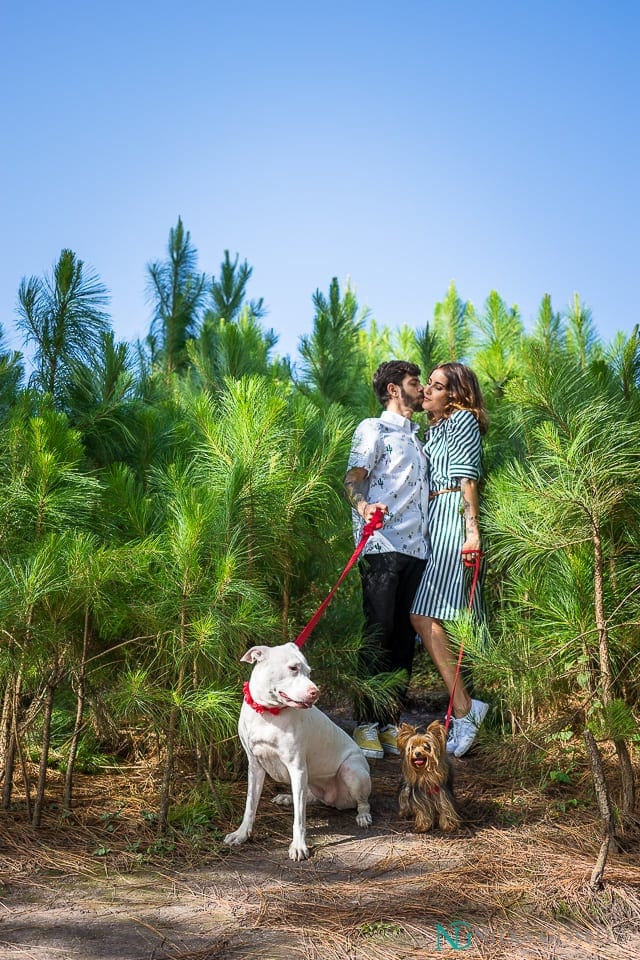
[
  {"x1": 592, "y1": 522, "x2": 612, "y2": 705},
  {"x1": 281, "y1": 570, "x2": 290, "y2": 641},
  {"x1": 584, "y1": 729, "x2": 616, "y2": 889},
  {"x1": 2, "y1": 669, "x2": 24, "y2": 810},
  {"x1": 208, "y1": 741, "x2": 216, "y2": 782},
  {"x1": 157, "y1": 601, "x2": 187, "y2": 835},
  {"x1": 592, "y1": 522, "x2": 635, "y2": 815},
  {"x1": 64, "y1": 608, "x2": 90, "y2": 813},
  {"x1": 1, "y1": 733, "x2": 16, "y2": 808},
  {"x1": 614, "y1": 738, "x2": 636, "y2": 820},
  {"x1": 32, "y1": 678, "x2": 57, "y2": 828},
  {"x1": 16, "y1": 722, "x2": 32, "y2": 823},
  {"x1": 0, "y1": 681, "x2": 12, "y2": 780},
  {"x1": 157, "y1": 704, "x2": 178, "y2": 836},
  {"x1": 246, "y1": 497, "x2": 255, "y2": 574}
]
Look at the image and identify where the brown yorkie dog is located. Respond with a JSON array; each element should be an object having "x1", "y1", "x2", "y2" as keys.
[{"x1": 397, "y1": 721, "x2": 461, "y2": 833}]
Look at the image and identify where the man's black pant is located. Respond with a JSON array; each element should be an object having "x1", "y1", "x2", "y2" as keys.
[{"x1": 355, "y1": 551, "x2": 426, "y2": 726}]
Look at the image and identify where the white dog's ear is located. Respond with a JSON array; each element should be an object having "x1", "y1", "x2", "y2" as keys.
[{"x1": 241, "y1": 645, "x2": 269, "y2": 664}]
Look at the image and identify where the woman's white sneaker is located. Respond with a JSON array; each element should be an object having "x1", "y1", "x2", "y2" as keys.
[{"x1": 452, "y1": 700, "x2": 489, "y2": 758}]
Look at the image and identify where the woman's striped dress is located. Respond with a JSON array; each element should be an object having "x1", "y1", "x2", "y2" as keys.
[{"x1": 411, "y1": 408, "x2": 484, "y2": 621}]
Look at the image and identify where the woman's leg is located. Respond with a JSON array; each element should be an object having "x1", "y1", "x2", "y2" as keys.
[{"x1": 410, "y1": 613, "x2": 471, "y2": 718}]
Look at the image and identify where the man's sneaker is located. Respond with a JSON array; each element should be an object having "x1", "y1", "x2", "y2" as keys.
[
  {"x1": 379, "y1": 724, "x2": 400, "y2": 756},
  {"x1": 452, "y1": 700, "x2": 489, "y2": 758},
  {"x1": 445, "y1": 722, "x2": 459, "y2": 755},
  {"x1": 353, "y1": 722, "x2": 384, "y2": 759}
]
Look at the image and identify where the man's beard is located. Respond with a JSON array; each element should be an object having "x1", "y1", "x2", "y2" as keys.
[{"x1": 400, "y1": 387, "x2": 424, "y2": 412}]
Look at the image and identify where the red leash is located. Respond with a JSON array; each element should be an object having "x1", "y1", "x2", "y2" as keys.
[
  {"x1": 294, "y1": 508, "x2": 385, "y2": 649},
  {"x1": 443, "y1": 550, "x2": 484, "y2": 733}
]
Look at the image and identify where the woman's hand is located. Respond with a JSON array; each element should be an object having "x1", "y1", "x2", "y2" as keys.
[
  {"x1": 460, "y1": 478, "x2": 481, "y2": 561},
  {"x1": 461, "y1": 534, "x2": 481, "y2": 562}
]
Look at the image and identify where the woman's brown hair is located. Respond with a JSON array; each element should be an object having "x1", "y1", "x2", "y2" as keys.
[{"x1": 431, "y1": 362, "x2": 489, "y2": 435}]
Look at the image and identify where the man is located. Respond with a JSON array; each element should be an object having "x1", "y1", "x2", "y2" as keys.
[{"x1": 344, "y1": 360, "x2": 429, "y2": 759}]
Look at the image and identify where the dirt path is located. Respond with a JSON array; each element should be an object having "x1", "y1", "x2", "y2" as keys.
[{"x1": 1, "y1": 706, "x2": 640, "y2": 960}]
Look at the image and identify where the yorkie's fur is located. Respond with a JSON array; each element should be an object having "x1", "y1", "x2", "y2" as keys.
[{"x1": 397, "y1": 721, "x2": 461, "y2": 833}]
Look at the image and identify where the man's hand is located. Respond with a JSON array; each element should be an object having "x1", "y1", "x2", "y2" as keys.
[
  {"x1": 344, "y1": 467, "x2": 388, "y2": 522},
  {"x1": 361, "y1": 501, "x2": 388, "y2": 523}
]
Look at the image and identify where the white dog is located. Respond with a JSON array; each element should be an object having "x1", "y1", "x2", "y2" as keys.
[{"x1": 224, "y1": 642, "x2": 372, "y2": 861}]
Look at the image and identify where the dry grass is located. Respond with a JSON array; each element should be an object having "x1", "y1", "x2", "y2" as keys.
[
  {"x1": 1, "y1": 720, "x2": 639, "y2": 960},
  {"x1": 233, "y1": 822, "x2": 640, "y2": 960},
  {"x1": 0, "y1": 759, "x2": 236, "y2": 886}
]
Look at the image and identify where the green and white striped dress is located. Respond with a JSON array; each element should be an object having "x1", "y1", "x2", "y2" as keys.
[{"x1": 411, "y1": 408, "x2": 484, "y2": 621}]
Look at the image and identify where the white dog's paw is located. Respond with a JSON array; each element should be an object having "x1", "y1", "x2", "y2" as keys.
[
  {"x1": 356, "y1": 811, "x2": 373, "y2": 828},
  {"x1": 224, "y1": 828, "x2": 250, "y2": 847},
  {"x1": 288, "y1": 841, "x2": 310, "y2": 861},
  {"x1": 272, "y1": 793, "x2": 293, "y2": 806}
]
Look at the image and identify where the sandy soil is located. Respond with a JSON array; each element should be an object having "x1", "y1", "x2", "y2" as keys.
[{"x1": 1, "y1": 700, "x2": 639, "y2": 960}]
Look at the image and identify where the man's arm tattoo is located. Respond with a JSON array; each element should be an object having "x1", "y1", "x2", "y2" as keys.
[{"x1": 344, "y1": 469, "x2": 369, "y2": 514}]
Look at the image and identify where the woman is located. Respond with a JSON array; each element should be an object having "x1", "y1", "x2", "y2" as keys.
[{"x1": 410, "y1": 362, "x2": 489, "y2": 758}]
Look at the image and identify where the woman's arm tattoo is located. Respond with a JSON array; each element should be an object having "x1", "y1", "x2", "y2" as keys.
[{"x1": 461, "y1": 478, "x2": 480, "y2": 534}]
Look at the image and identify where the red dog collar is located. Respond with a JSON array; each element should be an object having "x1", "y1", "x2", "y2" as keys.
[{"x1": 243, "y1": 681, "x2": 284, "y2": 715}]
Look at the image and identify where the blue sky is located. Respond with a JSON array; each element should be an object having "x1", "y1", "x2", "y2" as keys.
[{"x1": 2, "y1": 0, "x2": 638, "y2": 363}]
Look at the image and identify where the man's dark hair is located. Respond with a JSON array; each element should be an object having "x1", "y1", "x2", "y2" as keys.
[{"x1": 372, "y1": 360, "x2": 421, "y2": 407}]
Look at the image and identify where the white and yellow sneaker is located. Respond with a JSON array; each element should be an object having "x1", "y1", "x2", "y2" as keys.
[
  {"x1": 353, "y1": 722, "x2": 384, "y2": 759},
  {"x1": 379, "y1": 724, "x2": 400, "y2": 756}
]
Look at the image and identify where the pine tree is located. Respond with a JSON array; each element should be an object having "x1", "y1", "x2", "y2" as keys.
[
  {"x1": 206, "y1": 249, "x2": 266, "y2": 323},
  {"x1": 483, "y1": 349, "x2": 640, "y2": 817},
  {"x1": 63, "y1": 331, "x2": 141, "y2": 467},
  {"x1": 17, "y1": 249, "x2": 110, "y2": 404},
  {"x1": 565, "y1": 293, "x2": 600, "y2": 370},
  {"x1": 432, "y1": 281, "x2": 473, "y2": 362},
  {"x1": 0, "y1": 323, "x2": 24, "y2": 419},
  {"x1": 298, "y1": 278, "x2": 369, "y2": 410},
  {"x1": 146, "y1": 218, "x2": 207, "y2": 375},
  {"x1": 472, "y1": 290, "x2": 524, "y2": 399}
]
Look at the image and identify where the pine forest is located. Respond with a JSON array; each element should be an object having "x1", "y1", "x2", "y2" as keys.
[{"x1": 1, "y1": 217, "x2": 639, "y2": 863}]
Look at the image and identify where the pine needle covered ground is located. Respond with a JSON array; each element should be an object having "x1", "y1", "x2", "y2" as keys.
[{"x1": 1, "y1": 696, "x2": 639, "y2": 960}]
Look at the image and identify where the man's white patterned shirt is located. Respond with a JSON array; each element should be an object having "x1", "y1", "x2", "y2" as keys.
[{"x1": 347, "y1": 410, "x2": 429, "y2": 558}]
